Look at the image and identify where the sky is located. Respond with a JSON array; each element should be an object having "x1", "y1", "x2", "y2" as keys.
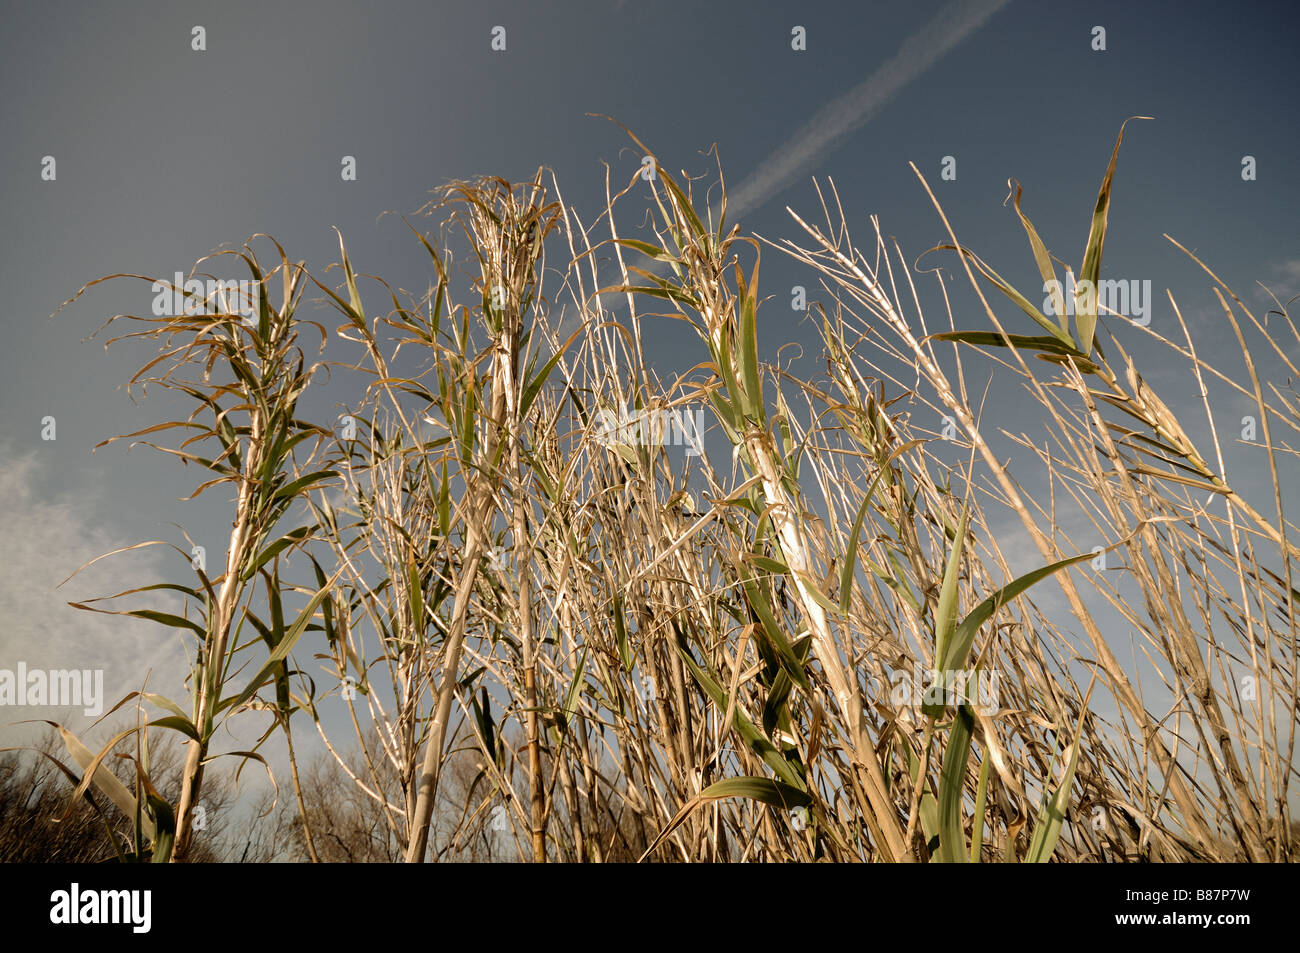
[{"x1": 1, "y1": 0, "x2": 1297, "y2": 814}]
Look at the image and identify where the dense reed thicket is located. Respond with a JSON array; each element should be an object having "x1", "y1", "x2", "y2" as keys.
[{"x1": 35, "y1": 123, "x2": 1296, "y2": 862}]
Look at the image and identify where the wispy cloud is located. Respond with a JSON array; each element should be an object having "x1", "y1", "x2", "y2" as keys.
[
  {"x1": 723, "y1": 0, "x2": 1012, "y2": 221},
  {"x1": 576, "y1": 0, "x2": 1011, "y2": 330},
  {"x1": 0, "y1": 449, "x2": 189, "y2": 743},
  {"x1": 1274, "y1": 259, "x2": 1300, "y2": 282}
]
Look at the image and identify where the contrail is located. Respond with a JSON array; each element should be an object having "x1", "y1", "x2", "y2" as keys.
[
  {"x1": 564, "y1": 0, "x2": 1010, "y2": 331},
  {"x1": 724, "y1": 0, "x2": 1012, "y2": 221}
]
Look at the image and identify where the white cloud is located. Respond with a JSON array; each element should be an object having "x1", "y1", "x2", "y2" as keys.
[
  {"x1": 1273, "y1": 259, "x2": 1300, "y2": 282},
  {"x1": 0, "y1": 449, "x2": 191, "y2": 745}
]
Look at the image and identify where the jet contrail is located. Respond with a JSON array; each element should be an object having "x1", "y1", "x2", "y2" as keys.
[
  {"x1": 564, "y1": 0, "x2": 1011, "y2": 331},
  {"x1": 723, "y1": 0, "x2": 1012, "y2": 221}
]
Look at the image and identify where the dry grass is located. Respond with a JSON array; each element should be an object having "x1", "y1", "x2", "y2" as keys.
[{"x1": 41, "y1": 123, "x2": 1296, "y2": 862}]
